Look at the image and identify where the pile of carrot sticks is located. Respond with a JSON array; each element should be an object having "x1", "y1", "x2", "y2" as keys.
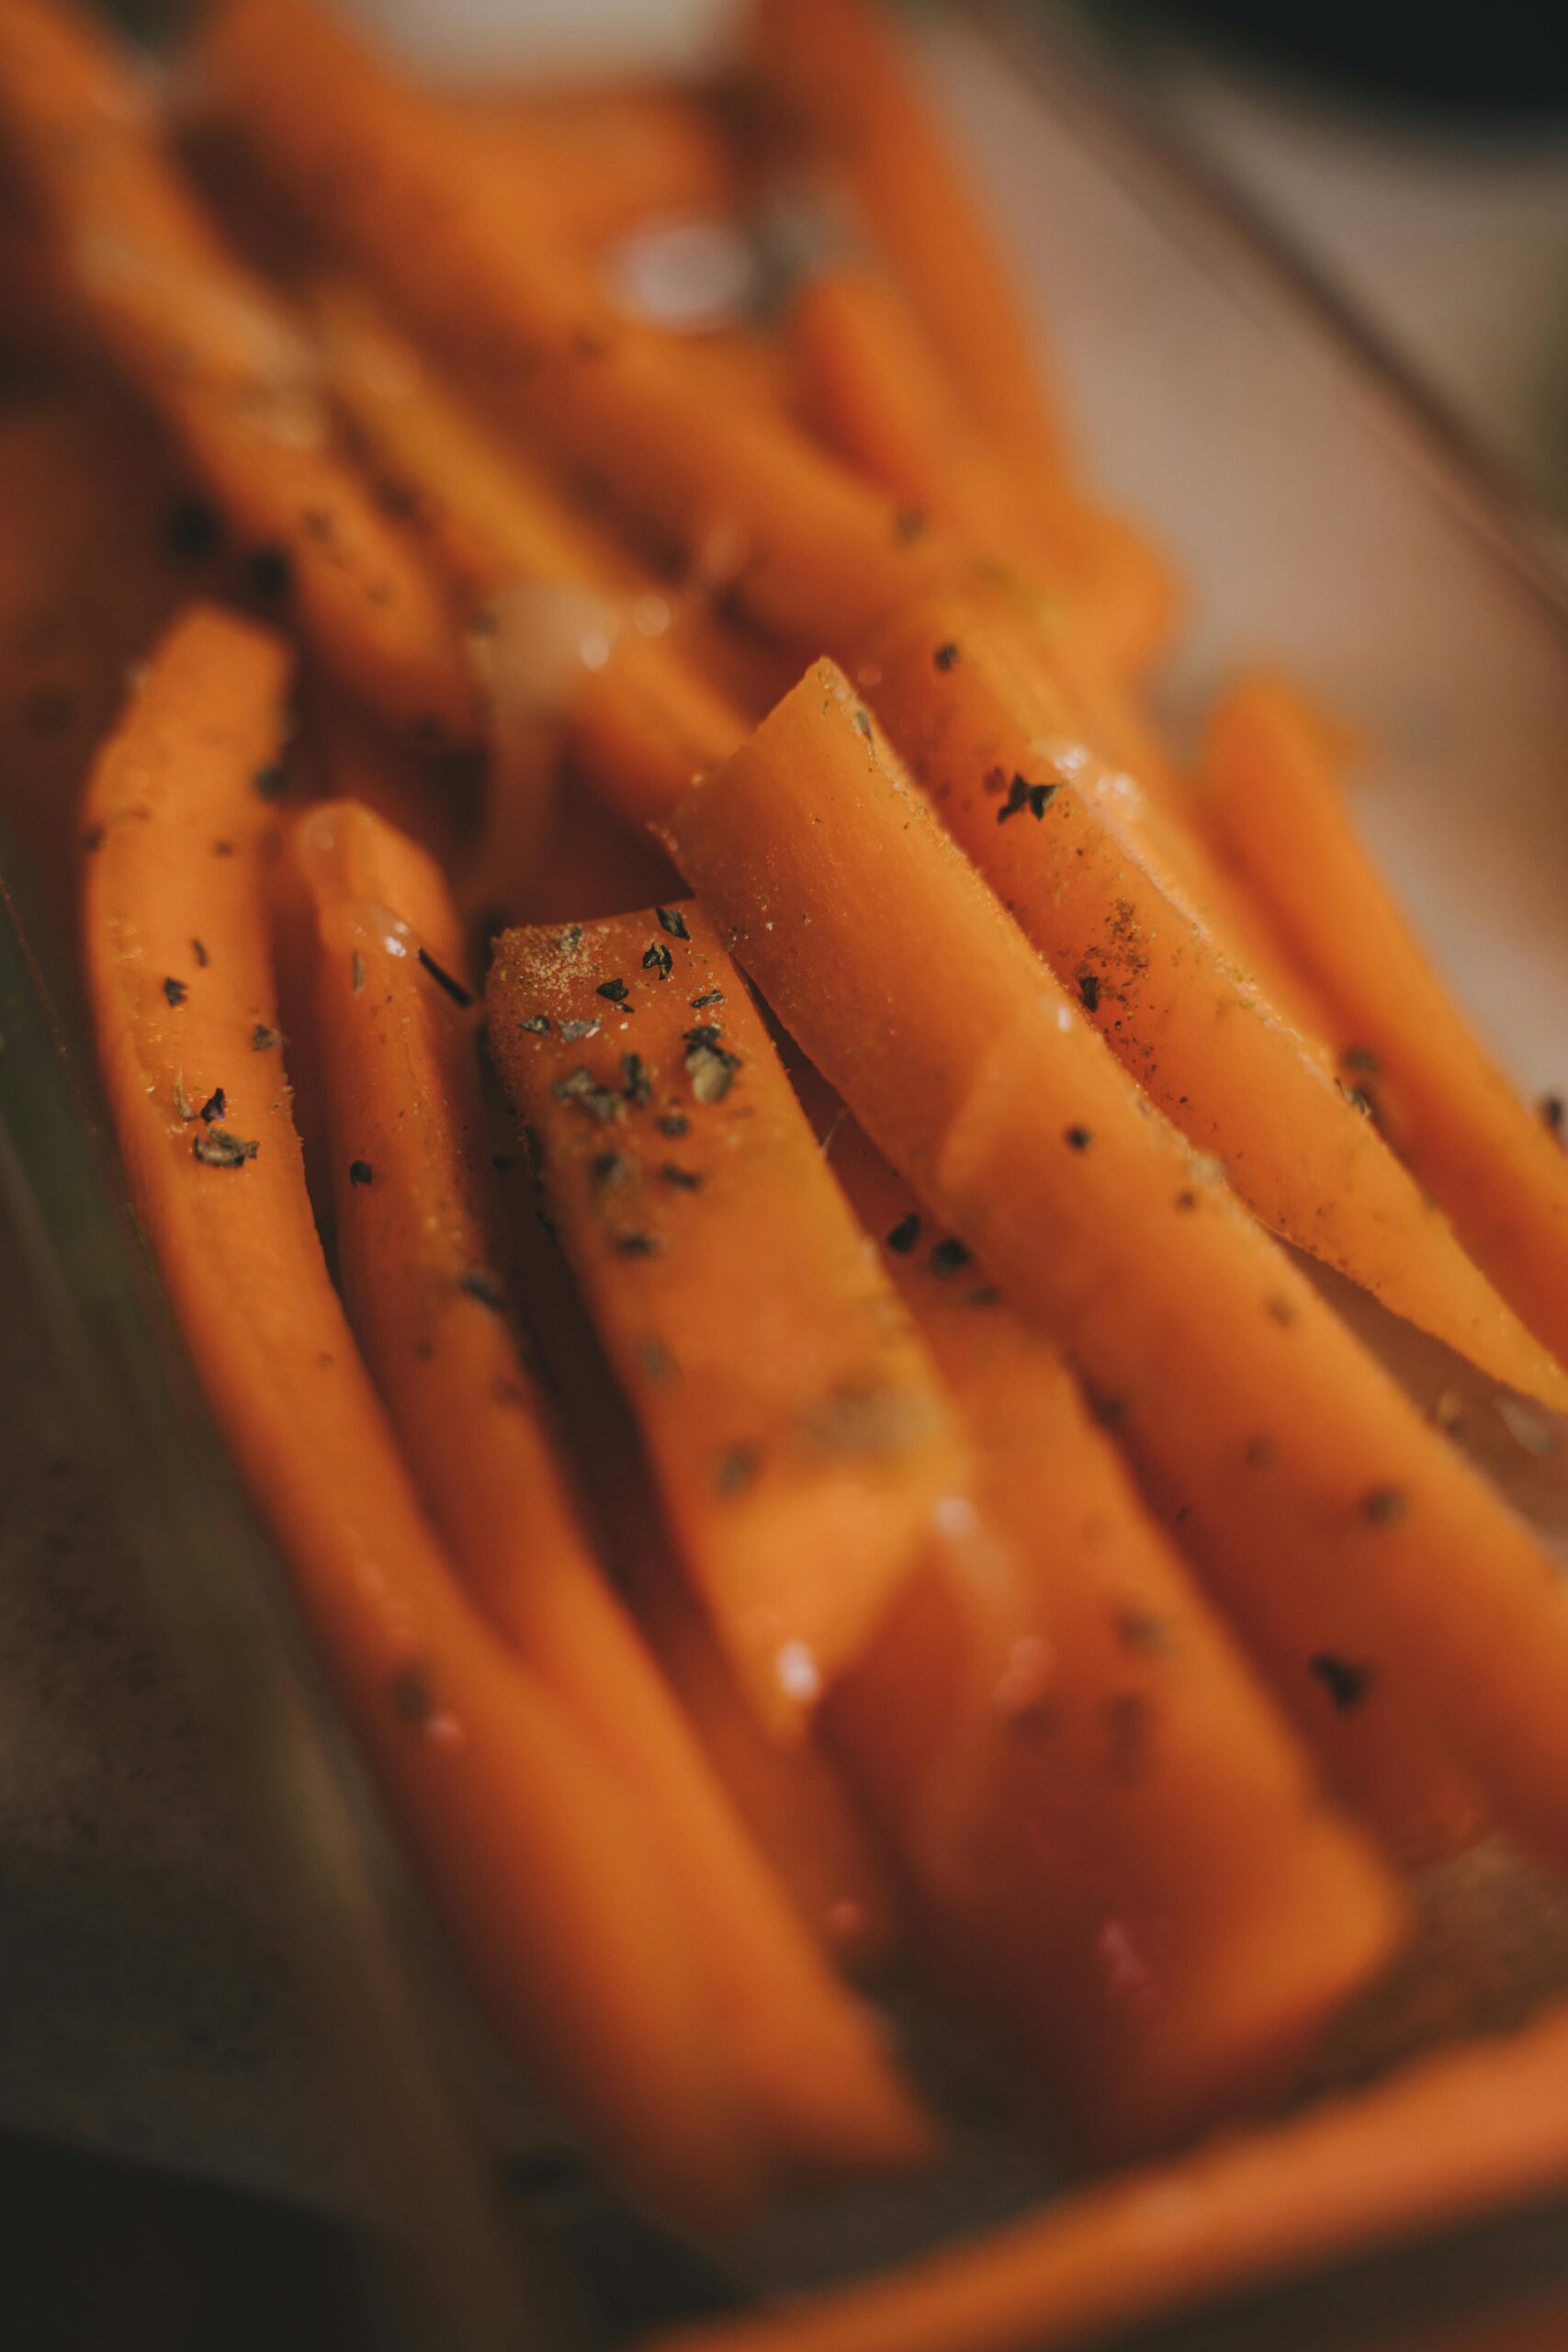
[{"x1": 5, "y1": 0, "x2": 1568, "y2": 2340}]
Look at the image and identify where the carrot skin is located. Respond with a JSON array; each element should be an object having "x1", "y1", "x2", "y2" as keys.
[
  {"x1": 81, "y1": 605, "x2": 747, "y2": 2230},
  {"x1": 1196, "y1": 674, "x2": 1568, "y2": 1380},
  {"x1": 667, "y1": 664, "x2": 1568, "y2": 1867},
  {"x1": 858, "y1": 600, "x2": 1568, "y2": 1408},
  {"x1": 487, "y1": 901, "x2": 972, "y2": 1737}
]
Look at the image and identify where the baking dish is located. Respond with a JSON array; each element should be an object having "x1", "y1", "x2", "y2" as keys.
[{"x1": 3, "y1": 3, "x2": 1567, "y2": 2344}]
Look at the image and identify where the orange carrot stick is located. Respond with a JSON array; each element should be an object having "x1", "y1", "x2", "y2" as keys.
[
  {"x1": 292, "y1": 796, "x2": 930, "y2": 2182},
  {"x1": 496, "y1": 1149, "x2": 905, "y2": 1977},
  {"x1": 486, "y1": 899, "x2": 972, "y2": 1736},
  {"x1": 667, "y1": 664, "x2": 1568, "y2": 1867},
  {"x1": 460, "y1": 84, "x2": 740, "y2": 248},
  {"x1": 750, "y1": 0, "x2": 1179, "y2": 675},
  {"x1": 648, "y1": 2000, "x2": 1568, "y2": 2352},
  {"x1": 199, "y1": 0, "x2": 955, "y2": 655},
  {"x1": 1196, "y1": 673, "x2": 1568, "y2": 1379},
  {"x1": 826, "y1": 1123, "x2": 1403, "y2": 2158},
  {"x1": 0, "y1": 0, "x2": 477, "y2": 751},
  {"x1": 748, "y1": 0, "x2": 1066, "y2": 485},
  {"x1": 80, "y1": 605, "x2": 746, "y2": 2230},
  {"x1": 858, "y1": 600, "x2": 1568, "y2": 1408},
  {"x1": 788, "y1": 262, "x2": 1175, "y2": 677}
]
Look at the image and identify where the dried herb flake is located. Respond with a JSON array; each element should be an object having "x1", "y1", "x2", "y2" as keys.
[
  {"x1": 192, "y1": 1127, "x2": 258, "y2": 1169},
  {"x1": 656, "y1": 906, "x2": 690, "y2": 940},
  {"x1": 418, "y1": 945, "x2": 474, "y2": 1008}
]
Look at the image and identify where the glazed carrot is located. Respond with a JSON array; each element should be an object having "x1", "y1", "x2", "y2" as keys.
[
  {"x1": 487, "y1": 900, "x2": 972, "y2": 1736},
  {"x1": 859, "y1": 601, "x2": 1568, "y2": 1408},
  {"x1": 649, "y1": 2000, "x2": 1568, "y2": 2352},
  {"x1": 667, "y1": 664, "x2": 1568, "y2": 1867},
  {"x1": 0, "y1": 0, "x2": 477, "y2": 750},
  {"x1": 292, "y1": 797, "x2": 930, "y2": 2183},
  {"x1": 750, "y1": 0, "x2": 1178, "y2": 678},
  {"x1": 496, "y1": 1148, "x2": 905, "y2": 1977},
  {"x1": 826, "y1": 1124, "x2": 1403, "y2": 2158},
  {"x1": 199, "y1": 0, "x2": 957, "y2": 655},
  {"x1": 81, "y1": 605, "x2": 747, "y2": 2231},
  {"x1": 788, "y1": 263, "x2": 1174, "y2": 677},
  {"x1": 748, "y1": 0, "x2": 1066, "y2": 484},
  {"x1": 1197, "y1": 674, "x2": 1568, "y2": 1377},
  {"x1": 460, "y1": 84, "x2": 740, "y2": 247},
  {"x1": 311, "y1": 278, "x2": 749, "y2": 834}
]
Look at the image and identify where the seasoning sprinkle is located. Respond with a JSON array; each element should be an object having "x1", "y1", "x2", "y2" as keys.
[
  {"x1": 457, "y1": 1269, "x2": 507, "y2": 1311},
  {"x1": 172, "y1": 1074, "x2": 197, "y2": 1122},
  {"x1": 612, "y1": 1230, "x2": 661, "y2": 1258},
  {"x1": 351, "y1": 950, "x2": 366, "y2": 995},
  {"x1": 1342, "y1": 1045, "x2": 1382, "y2": 1075},
  {"x1": 713, "y1": 1444, "x2": 759, "y2": 1496},
  {"x1": 597, "y1": 978, "x2": 630, "y2": 1008},
  {"x1": 1077, "y1": 969, "x2": 1100, "y2": 1013},
  {"x1": 1064, "y1": 1125, "x2": 1093, "y2": 1151},
  {"x1": 1541, "y1": 1094, "x2": 1565, "y2": 1145},
  {"x1": 685, "y1": 1033, "x2": 740, "y2": 1104},
  {"x1": 660, "y1": 1162, "x2": 703, "y2": 1190},
  {"x1": 521, "y1": 1012, "x2": 552, "y2": 1035},
  {"x1": 932, "y1": 641, "x2": 960, "y2": 672},
  {"x1": 1310, "y1": 1653, "x2": 1371, "y2": 1713},
  {"x1": 253, "y1": 761, "x2": 287, "y2": 800},
  {"x1": 689, "y1": 989, "x2": 725, "y2": 1010},
  {"x1": 998, "y1": 774, "x2": 1059, "y2": 824},
  {"x1": 191, "y1": 937, "x2": 210, "y2": 969},
  {"x1": 657, "y1": 1110, "x2": 690, "y2": 1137},
  {"x1": 642, "y1": 941, "x2": 673, "y2": 980},
  {"x1": 198, "y1": 1087, "x2": 227, "y2": 1125},
  {"x1": 192, "y1": 1128, "x2": 258, "y2": 1169},
  {"x1": 590, "y1": 1150, "x2": 629, "y2": 1189},
  {"x1": 553, "y1": 1067, "x2": 622, "y2": 1124},
  {"x1": 621, "y1": 1053, "x2": 652, "y2": 1106},
  {"x1": 929, "y1": 1236, "x2": 972, "y2": 1276},
  {"x1": 163, "y1": 976, "x2": 187, "y2": 1007},
  {"x1": 558, "y1": 1017, "x2": 602, "y2": 1042},
  {"x1": 418, "y1": 945, "x2": 475, "y2": 1007},
  {"x1": 1360, "y1": 1484, "x2": 1407, "y2": 1528},
  {"x1": 349, "y1": 1159, "x2": 374, "y2": 1187},
  {"x1": 886, "y1": 1211, "x2": 921, "y2": 1254},
  {"x1": 251, "y1": 1023, "x2": 282, "y2": 1051},
  {"x1": 558, "y1": 924, "x2": 584, "y2": 955},
  {"x1": 656, "y1": 906, "x2": 689, "y2": 940}
]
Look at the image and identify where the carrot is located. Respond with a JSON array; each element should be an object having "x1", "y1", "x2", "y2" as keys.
[
  {"x1": 747, "y1": 0, "x2": 1066, "y2": 486},
  {"x1": 0, "y1": 385, "x2": 215, "y2": 948},
  {"x1": 647, "y1": 1999, "x2": 1568, "y2": 2352},
  {"x1": 310, "y1": 277, "x2": 750, "y2": 836},
  {"x1": 486, "y1": 899, "x2": 972, "y2": 1737},
  {"x1": 197, "y1": 0, "x2": 955, "y2": 653},
  {"x1": 666, "y1": 662, "x2": 1568, "y2": 1867},
  {"x1": 788, "y1": 262, "x2": 1174, "y2": 677},
  {"x1": 825, "y1": 1123, "x2": 1403, "y2": 2158},
  {"x1": 495, "y1": 1146, "x2": 906, "y2": 1978},
  {"x1": 1196, "y1": 673, "x2": 1568, "y2": 1379},
  {"x1": 459, "y1": 84, "x2": 740, "y2": 248},
  {"x1": 749, "y1": 0, "x2": 1177, "y2": 678},
  {"x1": 0, "y1": 0, "x2": 478, "y2": 749},
  {"x1": 858, "y1": 601, "x2": 1568, "y2": 1408},
  {"x1": 80, "y1": 604, "x2": 750, "y2": 2231},
  {"x1": 290, "y1": 796, "x2": 930, "y2": 2184}
]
